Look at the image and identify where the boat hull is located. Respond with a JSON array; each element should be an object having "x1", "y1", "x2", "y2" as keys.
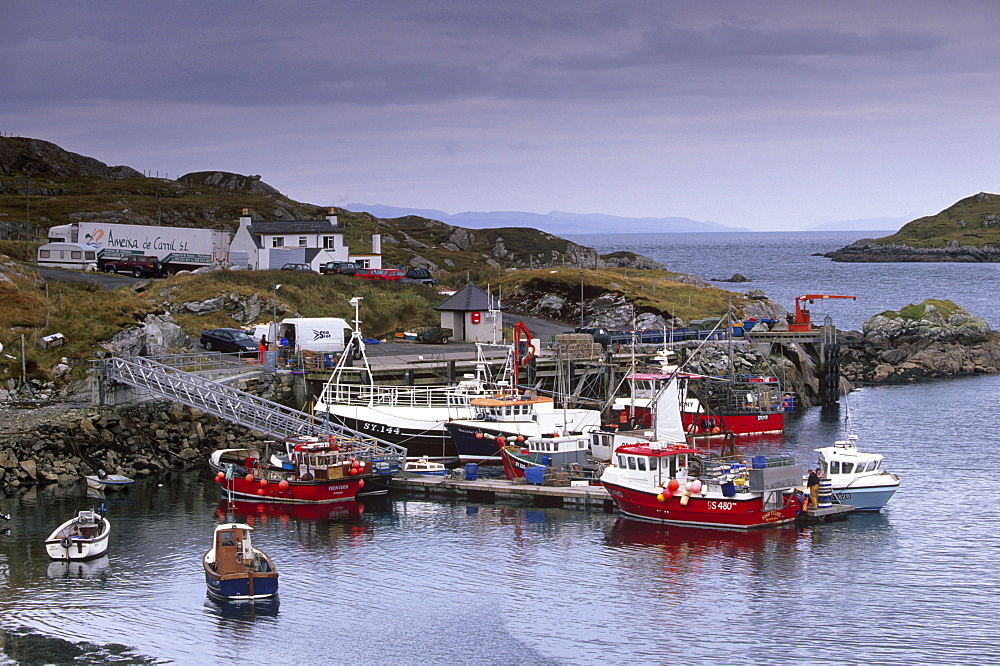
[
  {"x1": 85, "y1": 475, "x2": 134, "y2": 491},
  {"x1": 204, "y1": 566, "x2": 278, "y2": 601},
  {"x1": 601, "y1": 479, "x2": 799, "y2": 529},
  {"x1": 217, "y1": 475, "x2": 362, "y2": 504},
  {"x1": 831, "y1": 483, "x2": 898, "y2": 512},
  {"x1": 626, "y1": 406, "x2": 785, "y2": 436},
  {"x1": 321, "y1": 412, "x2": 460, "y2": 463},
  {"x1": 445, "y1": 422, "x2": 509, "y2": 463}
]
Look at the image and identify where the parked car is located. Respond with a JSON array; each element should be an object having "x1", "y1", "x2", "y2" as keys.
[
  {"x1": 200, "y1": 328, "x2": 259, "y2": 356},
  {"x1": 354, "y1": 268, "x2": 405, "y2": 281},
  {"x1": 280, "y1": 263, "x2": 314, "y2": 273},
  {"x1": 99, "y1": 255, "x2": 164, "y2": 278},
  {"x1": 319, "y1": 261, "x2": 360, "y2": 275},
  {"x1": 401, "y1": 268, "x2": 438, "y2": 286}
]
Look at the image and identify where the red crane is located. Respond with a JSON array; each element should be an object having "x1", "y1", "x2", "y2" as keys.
[{"x1": 789, "y1": 294, "x2": 856, "y2": 332}]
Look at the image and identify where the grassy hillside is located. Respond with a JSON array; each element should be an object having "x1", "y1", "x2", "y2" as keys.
[
  {"x1": 498, "y1": 268, "x2": 747, "y2": 323},
  {"x1": 872, "y1": 192, "x2": 1000, "y2": 248},
  {"x1": 0, "y1": 253, "x2": 445, "y2": 383},
  {"x1": 0, "y1": 136, "x2": 628, "y2": 277}
]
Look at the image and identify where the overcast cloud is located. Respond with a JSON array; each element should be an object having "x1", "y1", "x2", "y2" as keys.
[{"x1": 2, "y1": 0, "x2": 998, "y2": 229}]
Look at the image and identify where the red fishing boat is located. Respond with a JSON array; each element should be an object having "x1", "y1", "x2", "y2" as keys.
[
  {"x1": 600, "y1": 376, "x2": 803, "y2": 529},
  {"x1": 209, "y1": 443, "x2": 366, "y2": 504},
  {"x1": 614, "y1": 371, "x2": 786, "y2": 437}
]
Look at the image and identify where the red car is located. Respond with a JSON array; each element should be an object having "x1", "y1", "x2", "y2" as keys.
[{"x1": 354, "y1": 268, "x2": 405, "y2": 281}]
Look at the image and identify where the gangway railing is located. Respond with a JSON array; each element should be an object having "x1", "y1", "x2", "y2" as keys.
[{"x1": 95, "y1": 355, "x2": 407, "y2": 461}]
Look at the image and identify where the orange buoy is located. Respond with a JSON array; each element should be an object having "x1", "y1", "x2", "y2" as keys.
[
  {"x1": 278, "y1": 479, "x2": 289, "y2": 490},
  {"x1": 256, "y1": 488, "x2": 265, "y2": 496},
  {"x1": 260, "y1": 478, "x2": 268, "y2": 487},
  {"x1": 667, "y1": 478, "x2": 680, "y2": 493},
  {"x1": 358, "y1": 479, "x2": 365, "y2": 489},
  {"x1": 245, "y1": 473, "x2": 254, "y2": 482},
  {"x1": 475, "y1": 432, "x2": 484, "y2": 439},
  {"x1": 349, "y1": 468, "x2": 358, "y2": 475},
  {"x1": 215, "y1": 472, "x2": 224, "y2": 482}
]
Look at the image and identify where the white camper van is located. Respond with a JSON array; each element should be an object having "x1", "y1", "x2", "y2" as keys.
[{"x1": 275, "y1": 318, "x2": 352, "y2": 354}]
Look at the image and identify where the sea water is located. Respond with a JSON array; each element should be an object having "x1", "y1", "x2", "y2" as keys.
[{"x1": 1, "y1": 231, "x2": 999, "y2": 665}]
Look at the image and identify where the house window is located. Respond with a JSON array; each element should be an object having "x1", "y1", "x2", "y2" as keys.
[
  {"x1": 323, "y1": 236, "x2": 336, "y2": 249},
  {"x1": 272, "y1": 237, "x2": 284, "y2": 248},
  {"x1": 298, "y1": 237, "x2": 307, "y2": 247}
]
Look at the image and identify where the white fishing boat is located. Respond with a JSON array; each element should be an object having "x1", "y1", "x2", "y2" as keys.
[
  {"x1": 814, "y1": 435, "x2": 900, "y2": 511},
  {"x1": 313, "y1": 296, "x2": 514, "y2": 463},
  {"x1": 403, "y1": 456, "x2": 448, "y2": 476},
  {"x1": 85, "y1": 470, "x2": 134, "y2": 491},
  {"x1": 44, "y1": 508, "x2": 110, "y2": 561}
]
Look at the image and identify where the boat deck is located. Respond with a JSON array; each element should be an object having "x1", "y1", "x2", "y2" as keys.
[{"x1": 797, "y1": 504, "x2": 854, "y2": 524}]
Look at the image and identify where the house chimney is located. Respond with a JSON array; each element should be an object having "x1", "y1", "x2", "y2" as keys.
[
  {"x1": 372, "y1": 232, "x2": 381, "y2": 255},
  {"x1": 326, "y1": 208, "x2": 338, "y2": 227},
  {"x1": 239, "y1": 208, "x2": 252, "y2": 229}
]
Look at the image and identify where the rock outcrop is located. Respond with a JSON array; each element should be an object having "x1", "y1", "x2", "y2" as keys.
[{"x1": 839, "y1": 300, "x2": 1000, "y2": 383}]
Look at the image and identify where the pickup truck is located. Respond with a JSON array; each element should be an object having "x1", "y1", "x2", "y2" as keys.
[{"x1": 99, "y1": 255, "x2": 164, "y2": 278}]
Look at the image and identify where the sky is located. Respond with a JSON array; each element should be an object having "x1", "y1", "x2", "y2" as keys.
[{"x1": 2, "y1": 1, "x2": 999, "y2": 231}]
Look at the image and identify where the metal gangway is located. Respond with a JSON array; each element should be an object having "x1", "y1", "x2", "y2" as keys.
[{"x1": 94, "y1": 355, "x2": 407, "y2": 460}]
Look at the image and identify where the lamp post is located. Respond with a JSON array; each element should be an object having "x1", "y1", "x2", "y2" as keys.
[{"x1": 271, "y1": 284, "x2": 282, "y2": 340}]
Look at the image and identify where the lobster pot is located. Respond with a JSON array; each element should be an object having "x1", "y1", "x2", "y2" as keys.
[{"x1": 818, "y1": 479, "x2": 833, "y2": 508}]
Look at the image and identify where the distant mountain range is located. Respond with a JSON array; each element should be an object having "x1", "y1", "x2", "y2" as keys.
[
  {"x1": 343, "y1": 204, "x2": 747, "y2": 234},
  {"x1": 807, "y1": 217, "x2": 906, "y2": 232}
]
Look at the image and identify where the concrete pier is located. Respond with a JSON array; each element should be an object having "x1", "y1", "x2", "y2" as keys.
[{"x1": 391, "y1": 473, "x2": 615, "y2": 512}]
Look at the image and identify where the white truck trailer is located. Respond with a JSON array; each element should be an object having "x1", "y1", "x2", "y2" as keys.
[{"x1": 46, "y1": 222, "x2": 232, "y2": 274}]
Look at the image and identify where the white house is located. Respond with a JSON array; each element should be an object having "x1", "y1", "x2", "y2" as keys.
[{"x1": 230, "y1": 208, "x2": 382, "y2": 271}]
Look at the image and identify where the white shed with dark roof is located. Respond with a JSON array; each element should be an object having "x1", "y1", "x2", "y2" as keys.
[{"x1": 434, "y1": 283, "x2": 505, "y2": 342}]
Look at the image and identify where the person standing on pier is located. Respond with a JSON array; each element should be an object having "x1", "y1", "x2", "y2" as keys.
[
  {"x1": 807, "y1": 468, "x2": 820, "y2": 509},
  {"x1": 258, "y1": 335, "x2": 268, "y2": 365}
]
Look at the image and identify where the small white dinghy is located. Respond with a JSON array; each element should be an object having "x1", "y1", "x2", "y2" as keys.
[
  {"x1": 45, "y1": 508, "x2": 110, "y2": 561},
  {"x1": 85, "y1": 470, "x2": 134, "y2": 492}
]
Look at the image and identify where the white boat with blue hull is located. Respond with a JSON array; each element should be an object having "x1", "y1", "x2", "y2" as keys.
[{"x1": 815, "y1": 435, "x2": 900, "y2": 511}]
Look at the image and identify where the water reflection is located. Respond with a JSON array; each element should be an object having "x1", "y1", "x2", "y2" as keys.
[
  {"x1": 214, "y1": 499, "x2": 365, "y2": 523},
  {"x1": 203, "y1": 594, "x2": 280, "y2": 620},
  {"x1": 46, "y1": 554, "x2": 110, "y2": 579}
]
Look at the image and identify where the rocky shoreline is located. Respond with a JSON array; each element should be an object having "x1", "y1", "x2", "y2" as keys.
[
  {"x1": 823, "y1": 239, "x2": 1000, "y2": 262},
  {"x1": 0, "y1": 373, "x2": 294, "y2": 496}
]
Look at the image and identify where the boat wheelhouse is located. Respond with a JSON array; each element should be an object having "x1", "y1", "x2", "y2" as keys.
[
  {"x1": 444, "y1": 393, "x2": 602, "y2": 464},
  {"x1": 499, "y1": 432, "x2": 593, "y2": 480}
]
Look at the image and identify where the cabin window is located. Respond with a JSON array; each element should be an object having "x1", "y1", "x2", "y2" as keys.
[
  {"x1": 86, "y1": 251, "x2": 96, "y2": 259},
  {"x1": 627, "y1": 456, "x2": 636, "y2": 470},
  {"x1": 872, "y1": 460, "x2": 881, "y2": 471},
  {"x1": 637, "y1": 457, "x2": 647, "y2": 471},
  {"x1": 40, "y1": 250, "x2": 50, "y2": 258},
  {"x1": 219, "y1": 531, "x2": 235, "y2": 547},
  {"x1": 842, "y1": 462, "x2": 854, "y2": 474},
  {"x1": 830, "y1": 461, "x2": 840, "y2": 474},
  {"x1": 71, "y1": 251, "x2": 82, "y2": 259},
  {"x1": 617, "y1": 454, "x2": 626, "y2": 467},
  {"x1": 649, "y1": 457, "x2": 658, "y2": 471},
  {"x1": 578, "y1": 440, "x2": 585, "y2": 450},
  {"x1": 866, "y1": 461, "x2": 877, "y2": 472}
]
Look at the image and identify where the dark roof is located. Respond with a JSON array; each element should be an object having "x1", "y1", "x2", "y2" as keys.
[
  {"x1": 434, "y1": 283, "x2": 506, "y2": 312},
  {"x1": 249, "y1": 219, "x2": 341, "y2": 234}
]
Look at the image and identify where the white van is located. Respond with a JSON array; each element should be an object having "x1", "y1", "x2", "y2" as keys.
[{"x1": 276, "y1": 318, "x2": 352, "y2": 353}]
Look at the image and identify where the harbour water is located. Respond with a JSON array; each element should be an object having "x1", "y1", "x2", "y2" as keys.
[{"x1": 2, "y1": 231, "x2": 1000, "y2": 664}]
